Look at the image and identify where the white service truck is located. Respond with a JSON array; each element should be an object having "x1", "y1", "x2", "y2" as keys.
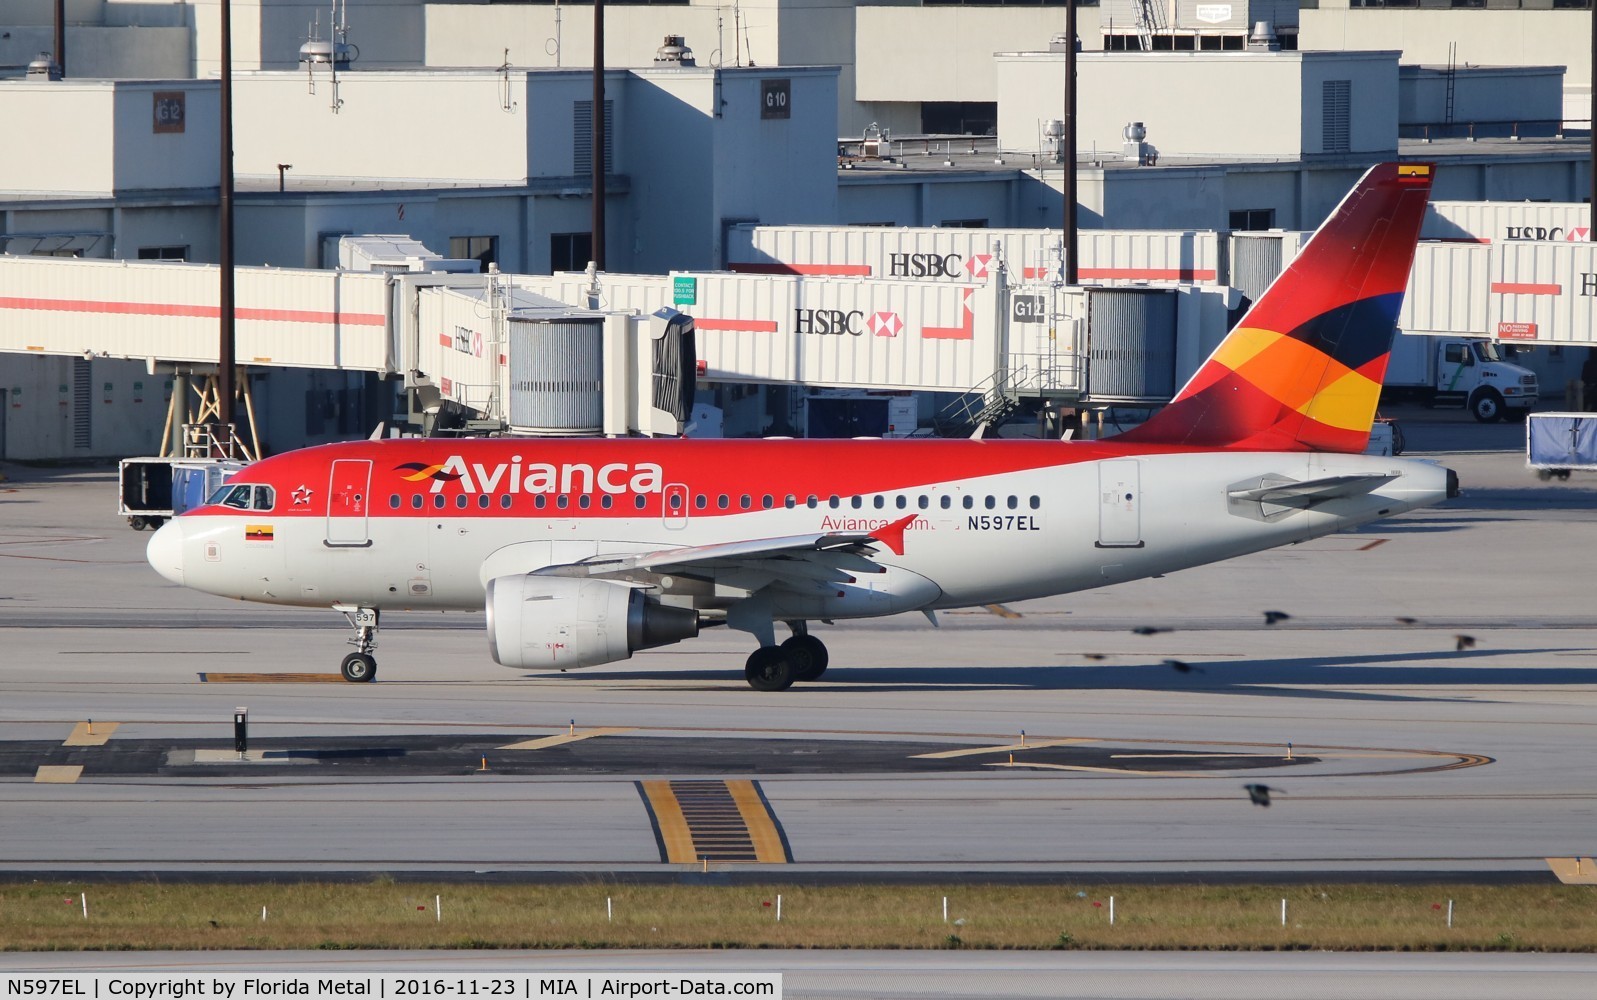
[{"x1": 1383, "y1": 335, "x2": 1539, "y2": 423}]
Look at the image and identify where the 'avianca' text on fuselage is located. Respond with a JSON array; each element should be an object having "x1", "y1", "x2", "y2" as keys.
[
  {"x1": 144, "y1": 162, "x2": 1454, "y2": 692},
  {"x1": 402, "y1": 456, "x2": 665, "y2": 496}
]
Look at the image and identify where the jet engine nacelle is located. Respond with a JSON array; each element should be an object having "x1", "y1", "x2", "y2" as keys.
[{"x1": 485, "y1": 576, "x2": 699, "y2": 669}]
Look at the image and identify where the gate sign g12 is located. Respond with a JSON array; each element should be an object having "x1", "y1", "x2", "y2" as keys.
[{"x1": 1012, "y1": 294, "x2": 1046, "y2": 324}]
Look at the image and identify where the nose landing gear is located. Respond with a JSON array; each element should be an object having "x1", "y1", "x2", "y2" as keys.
[{"x1": 334, "y1": 605, "x2": 379, "y2": 682}]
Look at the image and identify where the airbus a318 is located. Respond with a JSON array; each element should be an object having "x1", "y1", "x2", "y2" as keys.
[{"x1": 147, "y1": 162, "x2": 1455, "y2": 690}]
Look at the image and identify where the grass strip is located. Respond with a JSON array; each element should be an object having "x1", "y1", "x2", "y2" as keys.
[{"x1": 2, "y1": 881, "x2": 1593, "y2": 952}]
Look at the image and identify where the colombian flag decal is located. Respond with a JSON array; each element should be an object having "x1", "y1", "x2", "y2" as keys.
[{"x1": 245, "y1": 525, "x2": 275, "y2": 542}]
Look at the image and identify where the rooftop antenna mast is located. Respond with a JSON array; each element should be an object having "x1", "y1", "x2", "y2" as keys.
[
  {"x1": 498, "y1": 48, "x2": 518, "y2": 113},
  {"x1": 546, "y1": 0, "x2": 563, "y2": 67},
  {"x1": 299, "y1": 0, "x2": 358, "y2": 113}
]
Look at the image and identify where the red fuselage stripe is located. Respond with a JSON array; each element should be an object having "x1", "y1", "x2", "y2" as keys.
[{"x1": 0, "y1": 296, "x2": 386, "y2": 326}]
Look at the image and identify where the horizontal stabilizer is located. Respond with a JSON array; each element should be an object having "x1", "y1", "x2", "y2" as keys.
[{"x1": 1227, "y1": 473, "x2": 1396, "y2": 505}]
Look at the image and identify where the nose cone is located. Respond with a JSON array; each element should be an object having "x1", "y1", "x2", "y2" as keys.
[{"x1": 146, "y1": 520, "x2": 186, "y2": 586}]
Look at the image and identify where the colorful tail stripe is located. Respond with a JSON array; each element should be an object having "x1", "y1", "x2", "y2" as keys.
[{"x1": 1117, "y1": 162, "x2": 1434, "y2": 453}]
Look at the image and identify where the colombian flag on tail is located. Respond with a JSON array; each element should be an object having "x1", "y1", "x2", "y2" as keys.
[{"x1": 1116, "y1": 162, "x2": 1434, "y2": 453}]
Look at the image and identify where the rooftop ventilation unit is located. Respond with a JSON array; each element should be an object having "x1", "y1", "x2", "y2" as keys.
[
  {"x1": 26, "y1": 52, "x2": 61, "y2": 81},
  {"x1": 1247, "y1": 21, "x2": 1281, "y2": 52},
  {"x1": 655, "y1": 35, "x2": 696, "y2": 67}
]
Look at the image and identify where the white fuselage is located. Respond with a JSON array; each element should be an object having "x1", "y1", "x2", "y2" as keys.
[{"x1": 156, "y1": 450, "x2": 1450, "y2": 630}]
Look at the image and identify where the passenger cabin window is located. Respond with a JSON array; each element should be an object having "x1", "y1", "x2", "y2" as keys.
[{"x1": 634, "y1": 495, "x2": 647, "y2": 510}]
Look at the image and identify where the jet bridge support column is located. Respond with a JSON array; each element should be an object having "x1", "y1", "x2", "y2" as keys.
[{"x1": 167, "y1": 372, "x2": 190, "y2": 459}]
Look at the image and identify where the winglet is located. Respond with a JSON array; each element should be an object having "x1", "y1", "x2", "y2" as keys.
[{"x1": 870, "y1": 513, "x2": 919, "y2": 557}]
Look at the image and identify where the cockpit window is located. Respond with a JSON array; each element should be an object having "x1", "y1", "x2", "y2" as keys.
[
  {"x1": 213, "y1": 484, "x2": 253, "y2": 510},
  {"x1": 209, "y1": 484, "x2": 274, "y2": 511}
]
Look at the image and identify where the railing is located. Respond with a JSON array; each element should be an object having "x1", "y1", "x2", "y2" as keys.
[
  {"x1": 934, "y1": 361, "x2": 1083, "y2": 436},
  {"x1": 1403, "y1": 118, "x2": 1587, "y2": 142}
]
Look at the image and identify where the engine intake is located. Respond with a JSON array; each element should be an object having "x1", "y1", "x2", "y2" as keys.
[{"x1": 486, "y1": 575, "x2": 699, "y2": 669}]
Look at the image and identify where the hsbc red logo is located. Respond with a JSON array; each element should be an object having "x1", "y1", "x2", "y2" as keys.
[
  {"x1": 966, "y1": 254, "x2": 993, "y2": 279},
  {"x1": 868, "y1": 312, "x2": 902, "y2": 337}
]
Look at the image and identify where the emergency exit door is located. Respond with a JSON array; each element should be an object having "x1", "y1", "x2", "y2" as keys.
[
  {"x1": 1096, "y1": 460, "x2": 1143, "y2": 548},
  {"x1": 326, "y1": 459, "x2": 373, "y2": 547}
]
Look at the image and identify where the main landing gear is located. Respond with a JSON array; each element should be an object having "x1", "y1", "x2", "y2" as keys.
[
  {"x1": 335, "y1": 605, "x2": 379, "y2": 683},
  {"x1": 743, "y1": 622, "x2": 830, "y2": 692}
]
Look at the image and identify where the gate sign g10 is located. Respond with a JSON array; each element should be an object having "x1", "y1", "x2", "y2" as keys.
[
  {"x1": 761, "y1": 80, "x2": 791, "y2": 120},
  {"x1": 1012, "y1": 294, "x2": 1046, "y2": 324}
]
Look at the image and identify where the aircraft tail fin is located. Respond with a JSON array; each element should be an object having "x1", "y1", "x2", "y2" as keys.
[{"x1": 1114, "y1": 162, "x2": 1434, "y2": 453}]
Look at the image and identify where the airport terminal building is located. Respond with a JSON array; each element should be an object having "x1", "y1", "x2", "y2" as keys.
[{"x1": 0, "y1": 0, "x2": 1593, "y2": 459}]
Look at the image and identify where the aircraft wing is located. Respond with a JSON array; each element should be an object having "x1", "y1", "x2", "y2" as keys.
[{"x1": 530, "y1": 530, "x2": 892, "y2": 593}]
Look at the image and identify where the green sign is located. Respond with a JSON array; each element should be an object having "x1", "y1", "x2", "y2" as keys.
[{"x1": 672, "y1": 275, "x2": 698, "y2": 307}]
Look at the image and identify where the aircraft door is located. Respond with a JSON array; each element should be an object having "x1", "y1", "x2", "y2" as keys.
[
  {"x1": 326, "y1": 459, "x2": 373, "y2": 547},
  {"x1": 662, "y1": 482, "x2": 689, "y2": 530},
  {"x1": 1096, "y1": 459, "x2": 1143, "y2": 548}
]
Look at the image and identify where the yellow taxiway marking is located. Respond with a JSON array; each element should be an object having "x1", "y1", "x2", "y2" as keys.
[
  {"x1": 640, "y1": 780, "x2": 699, "y2": 864},
  {"x1": 34, "y1": 765, "x2": 83, "y2": 784},
  {"x1": 1547, "y1": 858, "x2": 1597, "y2": 884},
  {"x1": 497, "y1": 727, "x2": 636, "y2": 751},
  {"x1": 912, "y1": 738, "x2": 1094, "y2": 759},
  {"x1": 726, "y1": 779, "x2": 791, "y2": 864},
  {"x1": 984, "y1": 604, "x2": 1023, "y2": 619},
  {"x1": 198, "y1": 673, "x2": 345, "y2": 683},
  {"x1": 63, "y1": 722, "x2": 118, "y2": 746}
]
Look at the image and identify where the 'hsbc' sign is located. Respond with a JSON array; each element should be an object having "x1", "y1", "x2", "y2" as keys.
[
  {"x1": 889, "y1": 252, "x2": 962, "y2": 278},
  {"x1": 795, "y1": 308, "x2": 865, "y2": 336},
  {"x1": 1504, "y1": 226, "x2": 1592, "y2": 242}
]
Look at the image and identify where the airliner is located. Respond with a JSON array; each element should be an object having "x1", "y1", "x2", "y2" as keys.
[{"x1": 147, "y1": 162, "x2": 1454, "y2": 690}]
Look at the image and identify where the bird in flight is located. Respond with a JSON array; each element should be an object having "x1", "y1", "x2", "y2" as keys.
[{"x1": 1244, "y1": 784, "x2": 1280, "y2": 807}]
